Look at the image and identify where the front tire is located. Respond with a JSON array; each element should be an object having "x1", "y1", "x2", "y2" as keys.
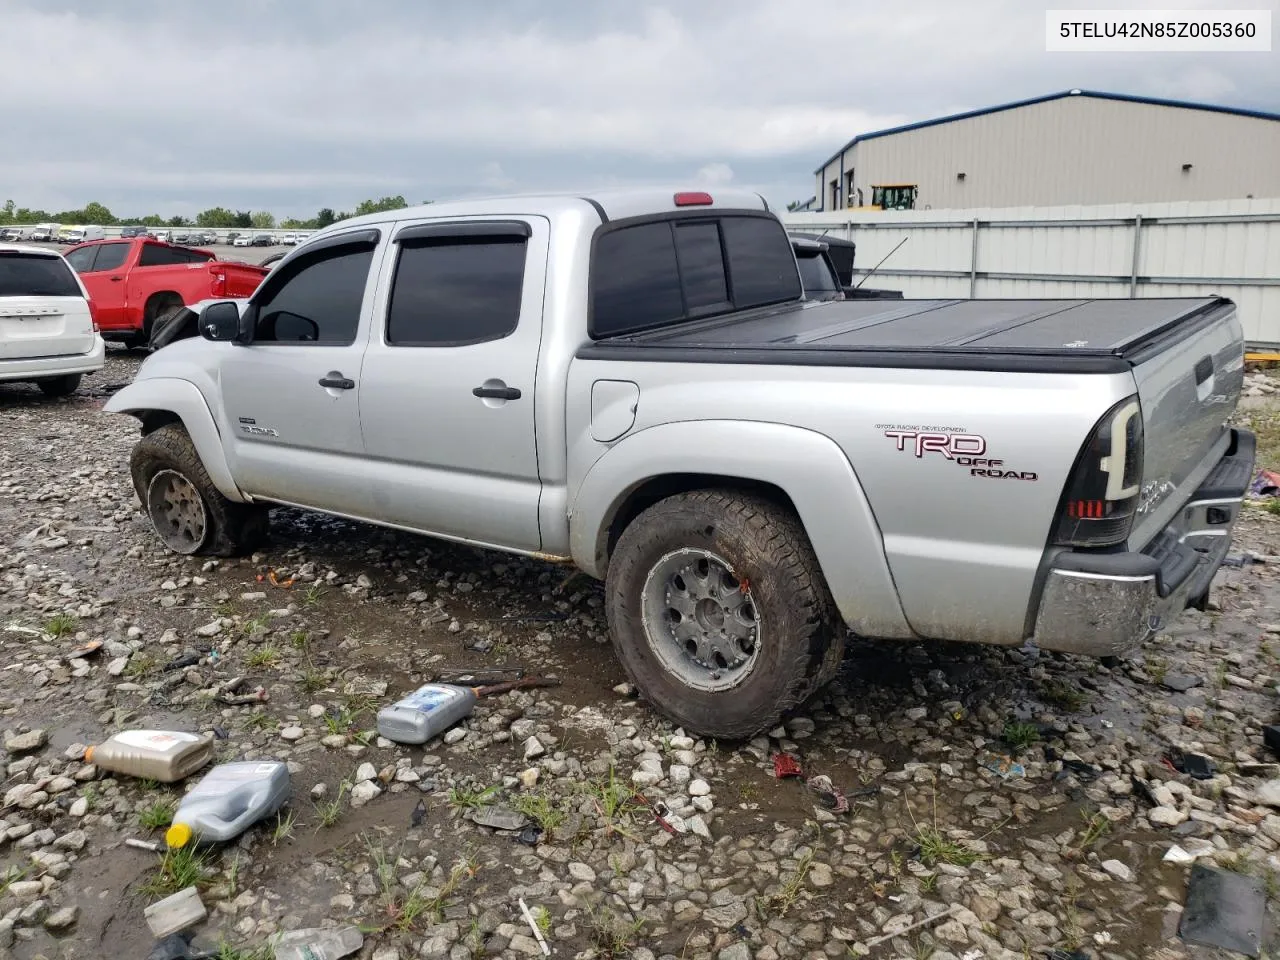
[
  {"x1": 605, "y1": 490, "x2": 844, "y2": 740},
  {"x1": 37, "y1": 373, "x2": 82, "y2": 397},
  {"x1": 129, "y1": 423, "x2": 269, "y2": 557}
]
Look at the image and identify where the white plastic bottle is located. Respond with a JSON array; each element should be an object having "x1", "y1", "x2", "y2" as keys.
[
  {"x1": 165, "y1": 761, "x2": 292, "y2": 848},
  {"x1": 376, "y1": 684, "x2": 477, "y2": 744},
  {"x1": 85, "y1": 730, "x2": 213, "y2": 783}
]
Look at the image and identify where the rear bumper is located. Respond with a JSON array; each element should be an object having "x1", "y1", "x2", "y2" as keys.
[
  {"x1": 0, "y1": 335, "x2": 106, "y2": 381},
  {"x1": 1032, "y1": 428, "x2": 1255, "y2": 657}
]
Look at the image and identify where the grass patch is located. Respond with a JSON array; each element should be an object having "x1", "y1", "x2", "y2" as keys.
[
  {"x1": 323, "y1": 705, "x2": 362, "y2": 736},
  {"x1": 919, "y1": 871, "x2": 938, "y2": 893},
  {"x1": 299, "y1": 667, "x2": 328, "y2": 695},
  {"x1": 289, "y1": 630, "x2": 310, "y2": 650},
  {"x1": 514, "y1": 790, "x2": 568, "y2": 837},
  {"x1": 244, "y1": 711, "x2": 278, "y2": 733},
  {"x1": 271, "y1": 810, "x2": 296, "y2": 846},
  {"x1": 915, "y1": 825, "x2": 981, "y2": 867},
  {"x1": 43, "y1": 613, "x2": 78, "y2": 638},
  {"x1": 756, "y1": 847, "x2": 815, "y2": 919},
  {"x1": 0, "y1": 864, "x2": 32, "y2": 898},
  {"x1": 302, "y1": 583, "x2": 326, "y2": 608},
  {"x1": 1077, "y1": 810, "x2": 1112, "y2": 851},
  {"x1": 583, "y1": 766, "x2": 640, "y2": 840},
  {"x1": 1144, "y1": 656, "x2": 1169, "y2": 684},
  {"x1": 583, "y1": 903, "x2": 645, "y2": 959},
  {"x1": 139, "y1": 845, "x2": 211, "y2": 897},
  {"x1": 124, "y1": 653, "x2": 160, "y2": 679},
  {"x1": 245, "y1": 646, "x2": 282, "y2": 669},
  {"x1": 1239, "y1": 410, "x2": 1280, "y2": 473},
  {"x1": 367, "y1": 839, "x2": 479, "y2": 934},
  {"x1": 1041, "y1": 680, "x2": 1088, "y2": 712},
  {"x1": 1214, "y1": 660, "x2": 1230, "y2": 690},
  {"x1": 532, "y1": 905, "x2": 551, "y2": 936},
  {"x1": 314, "y1": 782, "x2": 349, "y2": 829},
  {"x1": 215, "y1": 944, "x2": 273, "y2": 960},
  {"x1": 1001, "y1": 721, "x2": 1040, "y2": 751},
  {"x1": 139, "y1": 798, "x2": 177, "y2": 830},
  {"x1": 447, "y1": 784, "x2": 500, "y2": 814}
]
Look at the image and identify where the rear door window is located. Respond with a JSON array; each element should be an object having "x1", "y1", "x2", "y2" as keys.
[
  {"x1": 673, "y1": 222, "x2": 729, "y2": 313},
  {"x1": 388, "y1": 239, "x2": 527, "y2": 345},
  {"x1": 0, "y1": 253, "x2": 82, "y2": 297},
  {"x1": 139, "y1": 244, "x2": 213, "y2": 267},
  {"x1": 590, "y1": 222, "x2": 684, "y2": 338},
  {"x1": 721, "y1": 216, "x2": 802, "y2": 308}
]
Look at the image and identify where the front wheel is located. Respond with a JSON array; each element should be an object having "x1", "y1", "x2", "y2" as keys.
[
  {"x1": 605, "y1": 490, "x2": 844, "y2": 740},
  {"x1": 129, "y1": 423, "x2": 269, "y2": 557}
]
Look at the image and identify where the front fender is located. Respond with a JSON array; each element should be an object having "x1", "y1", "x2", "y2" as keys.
[
  {"x1": 103, "y1": 378, "x2": 245, "y2": 502},
  {"x1": 569, "y1": 420, "x2": 914, "y2": 639}
]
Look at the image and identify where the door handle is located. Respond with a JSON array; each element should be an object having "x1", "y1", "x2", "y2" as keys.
[
  {"x1": 472, "y1": 384, "x2": 521, "y2": 401},
  {"x1": 1193, "y1": 355, "x2": 1214, "y2": 386},
  {"x1": 318, "y1": 374, "x2": 355, "y2": 390},
  {"x1": 109, "y1": 276, "x2": 124, "y2": 282}
]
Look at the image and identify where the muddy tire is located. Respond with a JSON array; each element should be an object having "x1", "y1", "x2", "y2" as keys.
[
  {"x1": 129, "y1": 423, "x2": 269, "y2": 557},
  {"x1": 605, "y1": 490, "x2": 843, "y2": 740},
  {"x1": 36, "y1": 373, "x2": 82, "y2": 397}
]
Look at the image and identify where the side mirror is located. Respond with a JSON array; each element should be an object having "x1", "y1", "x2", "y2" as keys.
[{"x1": 199, "y1": 301, "x2": 244, "y2": 342}]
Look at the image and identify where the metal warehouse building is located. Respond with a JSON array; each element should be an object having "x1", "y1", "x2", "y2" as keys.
[{"x1": 812, "y1": 89, "x2": 1280, "y2": 213}]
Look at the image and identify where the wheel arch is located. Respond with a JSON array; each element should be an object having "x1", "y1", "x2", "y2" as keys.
[
  {"x1": 103, "y1": 378, "x2": 245, "y2": 502},
  {"x1": 569, "y1": 420, "x2": 914, "y2": 639}
]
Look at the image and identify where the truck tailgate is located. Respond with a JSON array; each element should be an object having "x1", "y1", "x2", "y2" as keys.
[{"x1": 1124, "y1": 300, "x2": 1245, "y2": 548}]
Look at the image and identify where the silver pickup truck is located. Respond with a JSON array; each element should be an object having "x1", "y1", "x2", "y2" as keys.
[{"x1": 105, "y1": 188, "x2": 1255, "y2": 738}]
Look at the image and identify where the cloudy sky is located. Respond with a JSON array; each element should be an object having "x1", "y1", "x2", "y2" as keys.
[{"x1": 3, "y1": 0, "x2": 1277, "y2": 219}]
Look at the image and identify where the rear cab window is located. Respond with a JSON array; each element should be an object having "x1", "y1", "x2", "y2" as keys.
[
  {"x1": 138, "y1": 244, "x2": 214, "y2": 267},
  {"x1": 590, "y1": 212, "x2": 800, "y2": 338},
  {"x1": 0, "y1": 252, "x2": 83, "y2": 298}
]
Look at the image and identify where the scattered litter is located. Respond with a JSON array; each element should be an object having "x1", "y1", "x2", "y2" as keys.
[
  {"x1": 1180, "y1": 863, "x2": 1265, "y2": 956},
  {"x1": 65, "y1": 639, "x2": 103, "y2": 661},
  {"x1": 144, "y1": 886, "x2": 207, "y2": 939},
  {"x1": 805, "y1": 774, "x2": 849, "y2": 814},
  {"x1": 272, "y1": 925, "x2": 363, "y2": 960},
  {"x1": 211, "y1": 726, "x2": 229, "y2": 741},
  {"x1": 378, "y1": 684, "x2": 478, "y2": 745},
  {"x1": 86, "y1": 731, "x2": 214, "y2": 783},
  {"x1": 164, "y1": 652, "x2": 202, "y2": 672},
  {"x1": 1167, "y1": 749, "x2": 1217, "y2": 780},
  {"x1": 518, "y1": 898, "x2": 553, "y2": 957},
  {"x1": 470, "y1": 806, "x2": 529, "y2": 832},
  {"x1": 1249, "y1": 469, "x2": 1280, "y2": 499},
  {"x1": 516, "y1": 824, "x2": 543, "y2": 846},
  {"x1": 1264, "y1": 725, "x2": 1280, "y2": 756},
  {"x1": 166, "y1": 761, "x2": 292, "y2": 848},
  {"x1": 125, "y1": 837, "x2": 161, "y2": 853},
  {"x1": 864, "y1": 904, "x2": 960, "y2": 947},
  {"x1": 982, "y1": 753, "x2": 1026, "y2": 779},
  {"x1": 773, "y1": 753, "x2": 803, "y2": 779},
  {"x1": 145, "y1": 931, "x2": 213, "y2": 960},
  {"x1": 410, "y1": 799, "x2": 427, "y2": 828},
  {"x1": 267, "y1": 570, "x2": 295, "y2": 589},
  {"x1": 3, "y1": 623, "x2": 43, "y2": 637}
]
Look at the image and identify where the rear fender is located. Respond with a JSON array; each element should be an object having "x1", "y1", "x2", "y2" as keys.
[
  {"x1": 103, "y1": 378, "x2": 244, "y2": 502},
  {"x1": 570, "y1": 420, "x2": 914, "y2": 639}
]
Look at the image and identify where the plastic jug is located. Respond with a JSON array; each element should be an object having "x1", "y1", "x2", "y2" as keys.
[
  {"x1": 85, "y1": 730, "x2": 213, "y2": 783},
  {"x1": 165, "y1": 761, "x2": 291, "y2": 848},
  {"x1": 376, "y1": 684, "x2": 477, "y2": 745}
]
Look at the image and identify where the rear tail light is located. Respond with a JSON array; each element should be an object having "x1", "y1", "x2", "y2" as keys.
[
  {"x1": 674, "y1": 191, "x2": 713, "y2": 207},
  {"x1": 1053, "y1": 397, "x2": 1143, "y2": 548},
  {"x1": 211, "y1": 270, "x2": 227, "y2": 298},
  {"x1": 87, "y1": 301, "x2": 100, "y2": 332}
]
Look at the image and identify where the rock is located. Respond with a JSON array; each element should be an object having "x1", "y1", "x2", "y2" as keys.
[
  {"x1": 194, "y1": 621, "x2": 222, "y2": 637},
  {"x1": 107, "y1": 656, "x2": 129, "y2": 676},
  {"x1": 508, "y1": 934, "x2": 543, "y2": 956},
  {"x1": 1150, "y1": 806, "x2": 1188, "y2": 826},
  {"x1": 718, "y1": 943, "x2": 752, "y2": 960},
  {"x1": 43, "y1": 906, "x2": 77, "y2": 931},
  {"x1": 371, "y1": 949, "x2": 399, "y2": 960},
  {"x1": 517, "y1": 768, "x2": 539, "y2": 790},
  {"x1": 54, "y1": 830, "x2": 87, "y2": 851},
  {"x1": 321, "y1": 734, "x2": 347, "y2": 749},
  {"x1": 69, "y1": 797, "x2": 88, "y2": 818},
  {"x1": 613, "y1": 682, "x2": 636, "y2": 696},
  {"x1": 7, "y1": 881, "x2": 43, "y2": 902},
  {"x1": 1101, "y1": 859, "x2": 1134, "y2": 882},
  {"x1": 443, "y1": 727, "x2": 467, "y2": 745},
  {"x1": 808, "y1": 862, "x2": 834, "y2": 887},
  {"x1": 568, "y1": 862, "x2": 597, "y2": 882},
  {"x1": 3, "y1": 784, "x2": 42, "y2": 808},
  {"x1": 280, "y1": 726, "x2": 305, "y2": 741},
  {"x1": 1255, "y1": 780, "x2": 1280, "y2": 808},
  {"x1": 523, "y1": 737, "x2": 546, "y2": 761},
  {"x1": 688, "y1": 779, "x2": 711, "y2": 797},
  {"x1": 935, "y1": 919, "x2": 969, "y2": 944},
  {"x1": 4, "y1": 730, "x2": 47, "y2": 754},
  {"x1": 355, "y1": 763, "x2": 377, "y2": 783},
  {"x1": 689, "y1": 815, "x2": 711, "y2": 839},
  {"x1": 669, "y1": 764, "x2": 691, "y2": 785},
  {"x1": 905, "y1": 707, "x2": 928, "y2": 721},
  {"x1": 350, "y1": 781, "x2": 381, "y2": 806},
  {"x1": 1162, "y1": 674, "x2": 1203, "y2": 692},
  {"x1": 311, "y1": 783, "x2": 328, "y2": 799}
]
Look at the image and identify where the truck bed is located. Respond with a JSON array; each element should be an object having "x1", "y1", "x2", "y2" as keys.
[{"x1": 579, "y1": 297, "x2": 1233, "y2": 374}]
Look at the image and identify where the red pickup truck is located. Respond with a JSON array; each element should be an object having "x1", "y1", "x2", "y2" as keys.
[{"x1": 64, "y1": 238, "x2": 269, "y2": 347}]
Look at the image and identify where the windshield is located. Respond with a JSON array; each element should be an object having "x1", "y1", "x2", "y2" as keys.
[
  {"x1": 0, "y1": 252, "x2": 82, "y2": 297},
  {"x1": 796, "y1": 251, "x2": 840, "y2": 297}
]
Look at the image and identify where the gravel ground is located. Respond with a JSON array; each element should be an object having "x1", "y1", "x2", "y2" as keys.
[{"x1": 3, "y1": 353, "x2": 1280, "y2": 960}]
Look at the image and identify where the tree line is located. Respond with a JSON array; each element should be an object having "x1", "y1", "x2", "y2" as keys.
[{"x1": 0, "y1": 196, "x2": 422, "y2": 230}]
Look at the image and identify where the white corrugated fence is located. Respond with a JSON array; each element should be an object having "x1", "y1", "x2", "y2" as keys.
[{"x1": 783, "y1": 197, "x2": 1280, "y2": 348}]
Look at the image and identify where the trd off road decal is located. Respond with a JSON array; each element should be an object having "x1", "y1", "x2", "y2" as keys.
[{"x1": 876, "y1": 425, "x2": 1038, "y2": 481}]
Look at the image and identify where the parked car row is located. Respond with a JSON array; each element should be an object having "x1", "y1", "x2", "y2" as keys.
[{"x1": 0, "y1": 227, "x2": 308, "y2": 246}]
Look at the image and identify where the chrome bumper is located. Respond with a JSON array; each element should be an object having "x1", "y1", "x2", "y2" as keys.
[{"x1": 1032, "y1": 428, "x2": 1255, "y2": 657}]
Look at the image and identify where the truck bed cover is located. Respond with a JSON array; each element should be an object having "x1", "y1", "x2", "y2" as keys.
[{"x1": 579, "y1": 296, "x2": 1232, "y2": 374}]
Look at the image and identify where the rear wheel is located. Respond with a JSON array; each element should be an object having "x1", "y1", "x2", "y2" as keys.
[
  {"x1": 129, "y1": 423, "x2": 269, "y2": 556},
  {"x1": 36, "y1": 373, "x2": 82, "y2": 397},
  {"x1": 137, "y1": 294, "x2": 183, "y2": 350},
  {"x1": 605, "y1": 490, "x2": 844, "y2": 739}
]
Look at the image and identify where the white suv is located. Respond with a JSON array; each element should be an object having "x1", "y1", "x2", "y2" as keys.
[{"x1": 0, "y1": 244, "x2": 104, "y2": 396}]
